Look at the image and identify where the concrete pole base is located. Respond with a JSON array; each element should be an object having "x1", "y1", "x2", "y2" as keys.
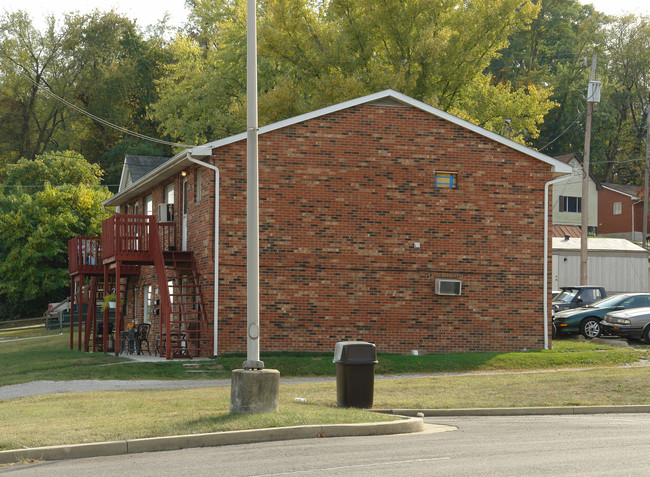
[{"x1": 230, "y1": 368, "x2": 280, "y2": 414}]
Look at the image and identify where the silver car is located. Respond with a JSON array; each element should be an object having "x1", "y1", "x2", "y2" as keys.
[{"x1": 601, "y1": 307, "x2": 650, "y2": 342}]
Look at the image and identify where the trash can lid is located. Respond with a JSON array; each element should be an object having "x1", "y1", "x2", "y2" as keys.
[{"x1": 333, "y1": 341, "x2": 377, "y2": 363}]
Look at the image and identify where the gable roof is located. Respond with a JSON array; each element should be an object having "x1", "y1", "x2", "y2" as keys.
[
  {"x1": 553, "y1": 152, "x2": 603, "y2": 190},
  {"x1": 105, "y1": 90, "x2": 572, "y2": 206},
  {"x1": 118, "y1": 156, "x2": 172, "y2": 193},
  {"x1": 602, "y1": 183, "x2": 641, "y2": 200}
]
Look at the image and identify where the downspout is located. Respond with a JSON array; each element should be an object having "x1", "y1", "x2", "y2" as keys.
[
  {"x1": 186, "y1": 151, "x2": 220, "y2": 357},
  {"x1": 544, "y1": 175, "x2": 571, "y2": 350},
  {"x1": 632, "y1": 200, "x2": 636, "y2": 241}
]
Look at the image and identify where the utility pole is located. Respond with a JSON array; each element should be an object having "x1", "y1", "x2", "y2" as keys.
[
  {"x1": 581, "y1": 52, "x2": 599, "y2": 285},
  {"x1": 230, "y1": 0, "x2": 279, "y2": 415},
  {"x1": 643, "y1": 104, "x2": 650, "y2": 250},
  {"x1": 244, "y1": 0, "x2": 263, "y2": 371}
]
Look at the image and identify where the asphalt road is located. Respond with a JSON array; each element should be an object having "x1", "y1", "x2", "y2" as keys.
[{"x1": 3, "y1": 414, "x2": 650, "y2": 476}]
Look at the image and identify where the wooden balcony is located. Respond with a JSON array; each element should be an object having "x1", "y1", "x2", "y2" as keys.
[
  {"x1": 68, "y1": 237, "x2": 103, "y2": 276},
  {"x1": 101, "y1": 214, "x2": 176, "y2": 266}
]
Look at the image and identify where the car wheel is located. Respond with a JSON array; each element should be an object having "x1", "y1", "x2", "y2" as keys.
[
  {"x1": 552, "y1": 323, "x2": 557, "y2": 339},
  {"x1": 580, "y1": 318, "x2": 601, "y2": 339},
  {"x1": 643, "y1": 326, "x2": 650, "y2": 344}
]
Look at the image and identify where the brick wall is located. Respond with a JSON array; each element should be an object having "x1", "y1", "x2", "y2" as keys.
[
  {"x1": 118, "y1": 100, "x2": 553, "y2": 355},
  {"x1": 598, "y1": 187, "x2": 636, "y2": 235},
  {"x1": 211, "y1": 101, "x2": 551, "y2": 354}
]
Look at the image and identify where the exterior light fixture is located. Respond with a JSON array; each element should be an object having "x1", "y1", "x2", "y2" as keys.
[{"x1": 181, "y1": 170, "x2": 188, "y2": 177}]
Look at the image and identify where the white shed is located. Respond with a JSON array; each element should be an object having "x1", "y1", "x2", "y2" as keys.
[{"x1": 552, "y1": 237, "x2": 648, "y2": 293}]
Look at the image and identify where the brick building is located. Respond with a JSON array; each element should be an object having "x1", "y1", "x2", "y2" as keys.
[
  {"x1": 70, "y1": 90, "x2": 571, "y2": 357},
  {"x1": 598, "y1": 183, "x2": 643, "y2": 241}
]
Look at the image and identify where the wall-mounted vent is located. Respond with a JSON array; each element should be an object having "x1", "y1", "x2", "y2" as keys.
[
  {"x1": 158, "y1": 203, "x2": 174, "y2": 222},
  {"x1": 435, "y1": 278, "x2": 462, "y2": 296}
]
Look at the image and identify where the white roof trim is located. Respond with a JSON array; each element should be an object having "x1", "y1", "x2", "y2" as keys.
[
  {"x1": 106, "y1": 89, "x2": 571, "y2": 206},
  {"x1": 201, "y1": 90, "x2": 572, "y2": 174},
  {"x1": 602, "y1": 184, "x2": 640, "y2": 200}
]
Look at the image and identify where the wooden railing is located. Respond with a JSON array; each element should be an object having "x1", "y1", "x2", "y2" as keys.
[
  {"x1": 158, "y1": 222, "x2": 176, "y2": 251},
  {"x1": 68, "y1": 236, "x2": 102, "y2": 275},
  {"x1": 101, "y1": 214, "x2": 176, "y2": 263}
]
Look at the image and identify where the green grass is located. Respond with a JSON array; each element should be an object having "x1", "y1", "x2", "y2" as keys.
[
  {"x1": 1, "y1": 329, "x2": 647, "y2": 385},
  {"x1": 3, "y1": 326, "x2": 650, "y2": 452}
]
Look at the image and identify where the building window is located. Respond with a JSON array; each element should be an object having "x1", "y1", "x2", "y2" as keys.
[
  {"x1": 165, "y1": 183, "x2": 175, "y2": 205},
  {"x1": 559, "y1": 196, "x2": 581, "y2": 213},
  {"x1": 144, "y1": 195, "x2": 153, "y2": 216},
  {"x1": 613, "y1": 201, "x2": 622, "y2": 215},
  {"x1": 435, "y1": 172, "x2": 457, "y2": 189},
  {"x1": 143, "y1": 285, "x2": 152, "y2": 324}
]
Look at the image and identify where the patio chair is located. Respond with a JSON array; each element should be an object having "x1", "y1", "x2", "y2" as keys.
[{"x1": 135, "y1": 323, "x2": 151, "y2": 355}]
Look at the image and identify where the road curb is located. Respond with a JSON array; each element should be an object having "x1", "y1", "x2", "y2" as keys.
[
  {"x1": 0, "y1": 416, "x2": 423, "y2": 465},
  {"x1": 374, "y1": 405, "x2": 650, "y2": 416}
]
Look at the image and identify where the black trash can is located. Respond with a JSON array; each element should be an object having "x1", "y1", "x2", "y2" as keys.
[{"x1": 334, "y1": 341, "x2": 378, "y2": 408}]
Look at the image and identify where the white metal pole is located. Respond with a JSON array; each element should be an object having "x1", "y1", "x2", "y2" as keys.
[{"x1": 244, "y1": 0, "x2": 263, "y2": 370}]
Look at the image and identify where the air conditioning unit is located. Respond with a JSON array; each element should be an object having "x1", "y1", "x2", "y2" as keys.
[
  {"x1": 435, "y1": 278, "x2": 462, "y2": 296},
  {"x1": 158, "y1": 203, "x2": 174, "y2": 222}
]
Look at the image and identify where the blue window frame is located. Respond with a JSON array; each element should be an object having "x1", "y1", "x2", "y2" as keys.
[{"x1": 435, "y1": 172, "x2": 457, "y2": 189}]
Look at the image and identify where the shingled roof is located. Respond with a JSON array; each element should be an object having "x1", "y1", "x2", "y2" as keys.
[{"x1": 119, "y1": 156, "x2": 171, "y2": 193}]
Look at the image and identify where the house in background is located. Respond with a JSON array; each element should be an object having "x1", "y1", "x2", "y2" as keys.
[
  {"x1": 552, "y1": 153, "x2": 600, "y2": 235},
  {"x1": 598, "y1": 183, "x2": 649, "y2": 242},
  {"x1": 68, "y1": 90, "x2": 571, "y2": 357}
]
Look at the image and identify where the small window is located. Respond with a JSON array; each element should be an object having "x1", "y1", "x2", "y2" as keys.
[
  {"x1": 435, "y1": 172, "x2": 457, "y2": 189},
  {"x1": 613, "y1": 201, "x2": 622, "y2": 215},
  {"x1": 143, "y1": 285, "x2": 152, "y2": 324},
  {"x1": 559, "y1": 196, "x2": 581, "y2": 213},
  {"x1": 144, "y1": 195, "x2": 153, "y2": 216}
]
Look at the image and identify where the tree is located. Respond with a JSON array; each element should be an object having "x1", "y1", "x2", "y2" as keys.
[
  {"x1": 0, "y1": 151, "x2": 111, "y2": 319},
  {"x1": 487, "y1": 0, "x2": 608, "y2": 155},
  {"x1": 0, "y1": 10, "x2": 171, "y2": 180},
  {"x1": 0, "y1": 11, "x2": 70, "y2": 162},
  {"x1": 150, "y1": 0, "x2": 249, "y2": 144},
  {"x1": 152, "y1": 0, "x2": 555, "y2": 144},
  {"x1": 593, "y1": 15, "x2": 650, "y2": 183}
]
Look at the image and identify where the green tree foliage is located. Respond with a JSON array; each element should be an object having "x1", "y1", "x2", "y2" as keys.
[
  {"x1": 151, "y1": 0, "x2": 249, "y2": 145},
  {"x1": 0, "y1": 152, "x2": 111, "y2": 319},
  {"x1": 152, "y1": 0, "x2": 555, "y2": 144},
  {"x1": 0, "y1": 10, "x2": 171, "y2": 175},
  {"x1": 594, "y1": 15, "x2": 650, "y2": 183},
  {"x1": 487, "y1": 0, "x2": 607, "y2": 155}
]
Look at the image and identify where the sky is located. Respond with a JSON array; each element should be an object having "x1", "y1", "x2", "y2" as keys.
[{"x1": 2, "y1": 0, "x2": 649, "y2": 31}]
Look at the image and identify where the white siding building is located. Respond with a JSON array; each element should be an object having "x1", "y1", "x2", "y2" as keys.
[
  {"x1": 552, "y1": 153, "x2": 599, "y2": 233},
  {"x1": 553, "y1": 237, "x2": 648, "y2": 293}
]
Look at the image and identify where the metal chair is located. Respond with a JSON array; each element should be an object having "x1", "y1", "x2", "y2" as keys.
[{"x1": 135, "y1": 323, "x2": 151, "y2": 355}]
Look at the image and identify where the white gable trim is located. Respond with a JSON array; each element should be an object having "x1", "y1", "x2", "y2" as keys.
[
  {"x1": 200, "y1": 89, "x2": 571, "y2": 174},
  {"x1": 106, "y1": 90, "x2": 571, "y2": 206},
  {"x1": 602, "y1": 184, "x2": 640, "y2": 200}
]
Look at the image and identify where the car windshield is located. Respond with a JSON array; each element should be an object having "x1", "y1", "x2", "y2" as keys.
[
  {"x1": 588, "y1": 295, "x2": 628, "y2": 308},
  {"x1": 554, "y1": 289, "x2": 578, "y2": 303}
]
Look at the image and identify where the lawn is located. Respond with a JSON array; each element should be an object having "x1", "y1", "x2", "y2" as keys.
[
  {"x1": 1, "y1": 330, "x2": 647, "y2": 385},
  {"x1": 3, "y1": 326, "x2": 650, "y2": 451}
]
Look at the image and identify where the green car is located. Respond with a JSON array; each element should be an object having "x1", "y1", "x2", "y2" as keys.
[{"x1": 553, "y1": 293, "x2": 650, "y2": 339}]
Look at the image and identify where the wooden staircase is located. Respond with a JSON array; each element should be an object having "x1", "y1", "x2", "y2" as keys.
[{"x1": 158, "y1": 251, "x2": 212, "y2": 359}]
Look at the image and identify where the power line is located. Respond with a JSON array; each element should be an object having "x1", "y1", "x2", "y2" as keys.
[
  {"x1": 13, "y1": 69, "x2": 196, "y2": 149},
  {"x1": 539, "y1": 110, "x2": 585, "y2": 152}
]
